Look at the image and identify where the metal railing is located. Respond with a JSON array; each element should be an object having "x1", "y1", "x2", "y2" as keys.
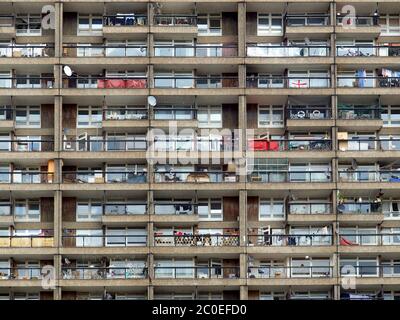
[
  {"x1": 248, "y1": 139, "x2": 332, "y2": 151},
  {"x1": 154, "y1": 76, "x2": 239, "y2": 89},
  {"x1": 247, "y1": 171, "x2": 332, "y2": 183},
  {"x1": 0, "y1": 77, "x2": 54, "y2": 89},
  {"x1": 336, "y1": 15, "x2": 379, "y2": 27},
  {"x1": 62, "y1": 267, "x2": 148, "y2": 280},
  {"x1": 340, "y1": 265, "x2": 400, "y2": 277},
  {"x1": 62, "y1": 76, "x2": 147, "y2": 89},
  {"x1": 152, "y1": 137, "x2": 238, "y2": 152},
  {"x1": 248, "y1": 266, "x2": 333, "y2": 278},
  {"x1": 337, "y1": 202, "x2": 382, "y2": 214},
  {"x1": 0, "y1": 267, "x2": 43, "y2": 280},
  {"x1": 0, "y1": 107, "x2": 13, "y2": 120},
  {"x1": 337, "y1": 107, "x2": 381, "y2": 119},
  {"x1": 338, "y1": 170, "x2": 400, "y2": 182},
  {"x1": 285, "y1": 14, "x2": 330, "y2": 26},
  {"x1": 339, "y1": 233, "x2": 400, "y2": 246},
  {"x1": 0, "y1": 45, "x2": 54, "y2": 58},
  {"x1": 247, "y1": 234, "x2": 333, "y2": 246},
  {"x1": 103, "y1": 14, "x2": 147, "y2": 26},
  {"x1": 336, "y1": 44, "x2": 400, "y2": 57},
  {"x1": 104, "y1": 203, "x2": 147, "y2": 215},
  {"x1": 62, "y1": 138, "x2": 147, "y2": 152},
  {"x1": 246, "y1": 44, "x2": 330, "y2": 57},
  {"x1": 338, "y1": 139, "x2": 400, "y2": 151},
  {"x1": 154, "y1": 15, "x2": 197, "y2": 26},
  {"x1": 62, "y1": 234, "x2": 148, "y2": 247},
  {"x1": 288, "y1": 203, "x2": 332, "y2": 215},
  {"x1": 0, "y1": 172, "x2": 54, "y2": 184},
  {"x1": 0, "y1": 235, "x2": 54, "y2": 247},
  {"x1": 286, "y1": 106, "x2": 332, "y2": 119},
  {"x1": 0, "y1": 139, "x2": 54, "y2": 152},
  {"x1": 154, "y1": 171, "x2": 239, "y2": 183},
  {"x1": 154, "y1": 234, "x2": 239, "y2": 246},
  {"x1": 63, "y1": 44, "x2": 147, "y2": 57},
  {"x1": 62, "y1": 171, "x2": 147, "y2": 184},
  {"x1": 246, "y1": 76, "x2": 331, "y2": 89},
  {"x1": 337, "y1": 76, "x2": 400, "y2": 88},
  {"x1": 154, "y1": 202, "x2": 197, "y2": 215},
  {"x1": 154, "y1": 266, "x2": 239, "y2": 279},
  {"x1": 153, "y1": 106, "x2": 197, "y2": 120},
  {"x1": 103, "y1": 107, "x2": 148, "y2": 120},
  {"x1": 154, "y1": 44, "x2": 237, "y2": 57}
]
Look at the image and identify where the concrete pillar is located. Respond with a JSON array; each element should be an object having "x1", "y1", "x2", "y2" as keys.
[
  {"x1": 54, "y1": 95, "x2": 62, "y2": 152},
  {"x1": 239, "y1": 190, "x2": 247, "y2": 246},
  {"x1": 148, "y1": 64, "x2": 154, "y2": 89},
  {"x1": 240, "y1": 285, "x2": 248, "y2": 300},
  {"x1": 148, "y1": 33, "x2": 154, "y2": 57},
  {"x1": 54, "y1": 2, "x2": 63, "y2": 58},
  {"x1": 237, "y1": 2, "x2": 246, "y2": 57},
  {"x1": 148, "y1": 285, "x2": 154, "y2": 300},
  {"x1": 238, "y1": 64, "x2": 246, "y2": 89},
  {"x1": 53, "y1": 254, "x2": 62, "y2": 300},
  {"x1": 54, "y1": 191, "x2": 62, "y2": 248}
]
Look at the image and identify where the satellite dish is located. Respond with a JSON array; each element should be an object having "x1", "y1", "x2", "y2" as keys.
[
  {"x1": 63, "y1": 65, "x2": 73, "y2": 77},
  {"x1": 148, "y1": 96, "x2": 157, "y2": 107}
]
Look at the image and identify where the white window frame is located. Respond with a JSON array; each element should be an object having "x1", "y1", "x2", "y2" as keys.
[
  {"x1": 197, "y1": 105, "x2": 222, "y2": 128},
  {"x1": 14, "y1": 200, "x2": 40, "y2": 222},
  {"x1": 197, "y1": 13, "x2": 222, "y2": 36},
  {"x1": 258, "y1": 105, "x2": 284, "y2": 127},
  {"x1": 76, "y1": 199, "x2": 103, "y2": 221},
  {"x1": 77, "y1": 106, "x2": 102, "y2": 128},
  {"x1": 257, "y1": 13, "x2": 283, "y2": 36},
  {"x1": 259, "y1": 198, "x2": 285, "y2": 220},
  {"x1": 15, "y1": 106, "x2": 41, "y2": 128},
  {"x1": 198, "y1": 198, "x2": 223, "y2": 221},
  {"x1": 15, "y1": 14, "x2": 42, "y2": 36},
  {"x1": 77, "y1": 14, "x2": 103, "y2": 35}
]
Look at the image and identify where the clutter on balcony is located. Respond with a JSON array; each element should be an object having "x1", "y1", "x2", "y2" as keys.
[{"x1": 97, "y1": 78, "x2": 147, "y2": 88}]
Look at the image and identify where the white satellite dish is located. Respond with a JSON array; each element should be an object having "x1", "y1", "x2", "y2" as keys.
[
  {"x1": 63, "y1": 65, "x2": 73, "y2": 77},
  {"x1": 148, "y1": 96, "x2": 157, "y2": 107}
]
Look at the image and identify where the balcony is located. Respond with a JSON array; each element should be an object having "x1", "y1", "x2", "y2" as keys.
[
  {"x1": 154, "y1": 171, "x2": 239, "y2": 184},
  {"x1": 246, "y1": 44, "x2": 330, "y2": 58},
  {"x1": 338, "y1": 170, "x2": 400, "y2": 183},
  {"x1": 340, "y1": 265, "x2": 400, "y2": 282},
  {"x1": 0, "y1": 108, "x2": 15, "y2": 131},
  {"x1": 338, "y1": 139, "x2": 400, "y2": 152},
  {"x1": 62, "y1": 138, "x2": 147, "y2": 152},
  {"x1": 0, "y1": 267, "x2": 45, "y2": 280},
  {"x1": 338, "y1": 202, "x2": 384, "y2": 223},
  {"x1": 247, "y1": 171, "x2": 332, "y2": 183},
  {"x1": 62, "y1": 234, "x2": 147, "y2": 248},
  {"x1": 288, "y1": 202, "x2": 334, "y2": 223},
  {"x1": 153, "y1": 76, "x2": 239, "y2": 90},
  {"x1": 62, "y1": 76, "x2": 147, "y2": 89},
  {"x1": 0, "y1": 139, "x2": 54, "y2": 152},
  {"x1": 63, "y1": 44, "x2": 147, "y2": 58},
  {"x1": 336, "y1": 44, "x2": 400, "y2": 58},
  {"x1": 153, "y1": 202, "x2": 198, "y2": 224},
  {"x1": 285, "y1": 14, "x2": 332, "y2": 37},
  {"x1": 154, "y1": 44, "x2": 237, "y2": 58},
  {"x1": 0, "y1": 171, "x2": 54, "y2": 184},
  {"x1": 0, "y1": 234, "x2": 54, "y2": 248},
  {"x1": 0, "y1": 76, "x2": 54, "y2": 89},
  {"x1": 62, "y1": 171, "x2": 147, "y2": 184},
  {"x1": 339, "y1": 233, "x2": 400, "y2": 246},
  {"x1": 247, "y1": 233, "x2": 333, "y2": 247},
  {"x1": 153, "y1": 15, "x2": 197, "y2": 35},
  {"x1": 285, "y1": 106, "x2": 334, "y2": 129},
  {"x1": 152, "y1": 137, "x2": 238, "y2": 152},
  {"x1": 246, "y1": 76, "x2": 331, "y2": 91},
  {"x1": 62, "y1": 266, "x2": 148, "y2": 280},
  {"x1": 103, "y1": 14, "x2": 147, "y2": 36},
  {"x1": 337, "y1": 76, "x2": 400, "y2": 92},
  {"x1": 0, "y1": 44, "x2": 54, "y2": 58},
  {"x1": 0, "y1": 15, "x2": 15, "y2": 38},
  {"x1": 154, "y1": 233, "x2": 239, "y2": 247},
  {"x1": 335, "y1": 15, "x2": 380, "y2": 36},
  {"x1": 248, "y1": 265, "x2": 333, "y2": 279},
  {"x1": 102, "y1": 107, "x2": 148, "y2": 131},
  {"x1": 154, "y1": 266, "x2": 239, "y2": 279},
  {"x1": 152, "y1": 106, "x2": 197, "y2": 128},
  {"x1": 248, "y1": 139, "x2": 332, "y2": 152}
]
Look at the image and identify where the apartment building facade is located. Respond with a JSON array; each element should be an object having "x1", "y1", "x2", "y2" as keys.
[{"x1": 0, "y1": 0, "x2": 400, "y2": 300}]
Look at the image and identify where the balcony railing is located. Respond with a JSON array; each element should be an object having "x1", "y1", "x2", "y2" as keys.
[
  {"x1": 62, "y1": 234, "x2": 148, "y2": 247},
  {"x1": 62, "y1": 267, "x2": 148, "y2": 280},
  {"x1": 248, "y1": 139, "x2": 332, "y2": 151},
  {"x1": 247, "y1": 234, "x2": 333, "y2": 246},
  {"x1": 0, "y1": 267, "x2": 44, "y2": 280},
  {"x1": 63, "y1": 76, "x2": 147, "y2": 89},
  {"x1": 153, "y1": 106, "x2": 197, "y2": 120},
  {"x1": 104, "y1": 203, "x2": 147, "y2": 215},
  {"x1": 336, "y1": 15, "x2": 379, "y2": 27},
  {"x1": 0, "y1": 235, "x2": 54, "y2": 247},
  {"x1": 0, "y1": 139, "x2": 54, "y2": 152},
  {"x1": 247, "y1": 171, "x2": 332, "y2": 183},
  {"x1": 285, "y1": 14, "x2": 330, "y2": 26},
  {"x1": 154, "y1": 266, "x2": 239, "y2": 279},
  {"x1": 154, "y1": 171, "x2": 239, "y2": 183},
  {"x1": 154, "y1": 234, "x2": 239, "y2": 246},
  {"x1": 152, "y1": 137, "x2": 238, "y2": 152},
  {"x1": 0, "y1": 172, "x2": 54, "y2": 184},
  {"x1": 246, "y1": 76, "x2": 330, "y2": 89},
  {"x1": 338, "y1": 202, "x2": 382, "y2": 214},
  {"x1": 0, "y1": 77, "x2": 54, "y2": 89},
  {"x1": 62, "y1": 171, "x2": 147, "y2": 184},
  {"x1": 154, "y1": 76, "x2": 239, "y2": 89},
  {"x1": 0, "y1": 45, "x2": 54, "y2": 58},
  {"x1": 103, "y1": 14, "x2": 147, "y2": 27},
  {"x1": 336, "y1": 45, "x2": 400, "y2": 57},
  {"x1": 154, "y1": 202, "x2": 197, "y2": 215},
  {"x1": 154, "y1": 44, "x2": 237, "y2": 57},
  {"x1": 288, "y1": 202, "x2": 332, "y2": 215},
  {"x1": 340, "y1": 265, "x2": 400, "y2": 277},
  {"x1": 248, "y1": 266, "x2": 333, "y2": 278},
  {"x1": 153, "y1": 15, "x2": 197, "y2": 26},
  {"x1": 63, "y1": 44, "x2": 147, "y2": 57},
  {"x1": 63, "y1": 138, "x2": 147, "y2": 152},
  {"x1": 338, "y1": 170, "x2": 400, "y2": 182},
  {"x1": 0, "y1": 107, "x2": 13, "y2": 120},
  {"x1": 0, "y1": 15, "x2": 14, "y2": 27},
  {"x1": 337, "y1": 76, "x2": 400, "y2": 88},
  {"x1": 337, "y1": 106, "x2": 381, "y2": 120},
  {"x1": 103, "y1": 107, "x2": 148, "y2": 120},
  {"x1": 339, "y1": 233, "x2": 400, "y2": 246},
  {"x1": 246, "y1": 44, "x2": 330, "y2": 57},
  {"x1": 287, "y1": 106, "x2": 332, "y2": 120},
  {"x1": 338, "y1": 139, "x2": 400, "y2": 151}
]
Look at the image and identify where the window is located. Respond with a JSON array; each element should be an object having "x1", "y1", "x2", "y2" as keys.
[
  {"x1": 257, "y1": 14, "x2": 283, "y2": 35},
  {"x1": 154, "y1": 105, "x2": 195, "y2": 120},
  {"x1": 76, "y1": 75, "x2": 98, "y2": 88},
  {"x1": 14, "y1": 293, "x2": 40, "y2": 300},
  {"x1": 106, "y1": 134, "x2": 146, "y2": 151},
  {"x1": 288, "y1": 70, "x2": 329, "y2": 88},
  {"x1": 291, "y1": 258, "x2": 331, "y2": 277},
  {"x1": 77, "y1": 106, "x2": 102, "y2": 128},
  {"x1": 76, "y1": 200, "x2": 102, "y2": 221},
  {"x1": 15, "y1": 106, "x2": 40, "y2": 127},
  {"x1": 13, "y1": 167, "x2": 41, "y2": 184},
  {"x1": 382, "y1": 105, "x2": 400, "y2": 126},
  {"x1": 154, "y1": 71, "x2": 193, "y2": 88},
  {"x1": 258, "y1": 105, "x2": 284, "y2": 127},
  {"x1": 16, "y1": 75, "x2": 41, "y2": 88},
  {"x1": 340, "y1": 258, "x2": 378, "y2": 277},
  {"x1": 154, "y1": 40, "x2": 194, "y2": 57},
  {"x1": 340, "y1": 227, "x2": 377, "y2": 245},
  {"x1": 76, "y1": 43, "x2": 103, "y2": 57},
  {"x1": 78, "y1": 14, "x2": 103, "y2": 35},
  {"x1": 382, "y1": 199, "x2": 400, "y2": 218},
  {"x1": 105, "y1": 200, "x2": 146, "y2": 215},
  {"x1": 105, "y1": 228, "x2": 146, "y2": 246},
  {"x1": 155, "y1": 259, "x2": 194, "y2": 278},
  {"x1": 106, "y1": 40, "x2": 147, "y2": 57},
  {"x1": 256, "y1": 73, "x2": 284, "y2": 88},
  {"x1": 0, "y1": 134, "x2": 10, "y2": 151},
  {"x1": 197, "y1": 14, "x2": 222, "y2": 35},
  {"x1": 76, "y1": 229, "x2": 103, "y2": 247},
  {"x1": 16, "y1": 261, "x2": 40, "y2": 279},
  {"x1": 16, "y1": 14, "x2": 41, "y2": 36},
  {"x1": 382, "y1": 260, "x2": 400, "y2": 277},
  {"x1": 197, "y1": 105, "x2": 222, "y2": 128},
  {"x1": 290, "y1": 291, "x2": 330, "y2": 300},
  {"x1": 290, "y1": 226, "x2": 332, "y2": 245},
  {"x1": 259, "y1": 199, "x2": 285, "y2": 220},
  {"x1": 0, "y1": 200, "x2": 11, "y2": 216},
  {"x1": 289, "y1": 163, "x2": 331, "y2": 182},
  {"x1": 198, "y1": 198, "x2": 223, "y2": 221},
  {"x1": 0, "y1": 72, "x2": 11, "y2": 88},
  {"x1": 382, "y1": 228, "x2": 400, "y2": 245},
  {"x1": 0, "y1": 260, "x2": 10, "y2": 279},
  {"x1": 14, "y1": 200, "x2": 40, "y2": 222},
  {"x1": 15, "y1": 136, "x2": 41, "y2": 152},
  {"x1": 0, "y1": 165, "x2": 10, "y2": 183},
  {"x1": 380, "y1": 15, "x2": 400, "y2": 35},
  {"x1": 260, "y1": 292, "x2": 286, "y2": 300}
]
